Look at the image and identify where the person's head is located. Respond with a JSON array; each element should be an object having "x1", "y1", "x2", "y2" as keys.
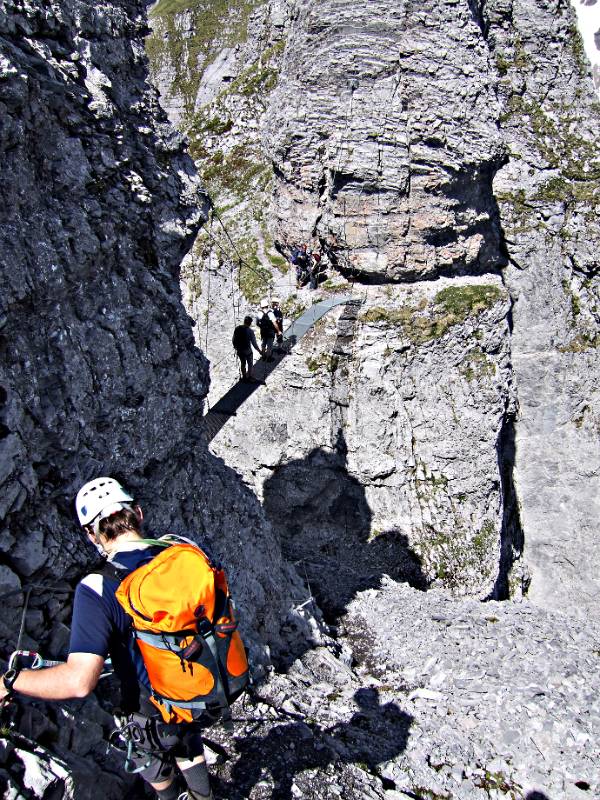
[
  {"x1": 260, "y1": 299, "x2": 269, "y2": 310},
  {"x1": 272, "y1": 297, "x2": 280, "y2": 307},
  {"x1": 243, "y1": 315, "x2": 253, "y2": 326},
  {"x1": 76, "y1": 477, "x2": 142, "y2": 552}
]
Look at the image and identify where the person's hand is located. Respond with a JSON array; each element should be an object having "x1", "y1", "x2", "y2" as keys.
[{"x1": 0, "y1": 673, "x2": 13, "y2": 702}]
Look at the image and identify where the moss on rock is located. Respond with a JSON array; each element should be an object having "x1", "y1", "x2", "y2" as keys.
[{"x1": 361, "y1": 285, "x2": 504, "y2": 345}]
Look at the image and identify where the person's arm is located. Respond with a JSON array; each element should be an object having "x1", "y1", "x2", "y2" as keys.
[
  {"x1": 249, "y1": 329, "x2": 261, "y2": 353},
  {"x1": 0, "y1": 652, "x2": 105, "y2": 701},
  {"x1": 270, "y1": 312, "x2": 282, "y2": 335}
]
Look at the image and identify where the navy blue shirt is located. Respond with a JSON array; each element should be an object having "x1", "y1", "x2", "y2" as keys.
[{"x1": 69, "y1": 543, "x2": 164, "y2": 712}]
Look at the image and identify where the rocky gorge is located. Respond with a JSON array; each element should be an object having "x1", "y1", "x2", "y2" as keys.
[{"x1": 0, "y1": 0, "x2": 598, "y2": 798}]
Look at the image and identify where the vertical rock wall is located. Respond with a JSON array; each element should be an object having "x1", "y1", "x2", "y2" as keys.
[
  {"x1": 265, "y1": 0, "x2": 507, "y2": 281},
  {"x1": 0, "y1": 1, "x2": 311, "y2": 794},
  {"x1": 483, "y1": 0, "x2": 600, "y2": 617},
  {"x1": 254, "y1": 0, "x2": 598, "y2": 615}
]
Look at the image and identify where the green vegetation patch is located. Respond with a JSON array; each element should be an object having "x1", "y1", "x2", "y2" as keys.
[
  {"x1": 267, "y1": 251, "x2": 288, "y2": 272},
  {"x1": 474, "y1": 769, "x2": 523, "y2": 798},
  {"x1": 434, "y1": 285, "x2": 503, "y2": 319},
  {"x1": 306, "y1": 353, "x2": 339, "y2": 374},
  {"x1": 361, "y1": 285, "x2": 504, "y2": 345},
  {"x1": 459, "y1": 347, "x2": 496, "y2": 382},
  {"x1": 147, "y1": 0, "x2": 262, "y2": 113},
  {"x1": 414, "y1": 462, "x2": 449, "y2": 502},
  {"x1": 227, "y1": 60, "x2": 279, "y2": 98},
  {"x1": 281, "y1": 294, "x2": 306, "y2": 320},
  {"x1": 536, "y1": 175, "x2": 597, "y2": 205},
  {"x1": 419, "y1": 523, "x2": 497, "y2": 590},
  {"x1": 558, "y1": 333, "x2": 600, "y2": 353},
  {"x1": 472, "y1": 520, "x2": 497, "y2": 564},
  {"x1": 499, "y1": 95, "x2": 600, "y2": 187},
  {"x1": 236, "y1": 239, "x2": 272, "y2": 303},
  {"x1": 193, "y1": 144, "x2": 271, "y2": 200}
]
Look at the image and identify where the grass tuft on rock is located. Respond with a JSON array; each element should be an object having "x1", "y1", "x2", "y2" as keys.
[{"x1": 361, "y1": 285, "x2": 504, "y2": 344}]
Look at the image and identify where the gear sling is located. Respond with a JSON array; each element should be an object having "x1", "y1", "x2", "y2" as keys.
[{"x1": 114, "y1": 536, "x2": 249, "y2": 726}]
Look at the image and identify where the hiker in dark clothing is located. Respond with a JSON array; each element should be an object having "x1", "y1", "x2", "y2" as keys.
[
  {"x1": 308, "y1": 251, "x2": 320, "y2": 290},
  {"x1": 271, "y1": 297, "x2": 284, "y2": 347},
  {"x1": 258, "y1": 299, "x2": 281, "y2": 361},
  {"x1": 291, "y1": 245, "x2": 310, "y2": 287},
  {"x1": 232, "y1": 316, "x2": 262, "y2": 382}
]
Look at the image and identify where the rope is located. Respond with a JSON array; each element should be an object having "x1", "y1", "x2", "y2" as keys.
[
  {"x1": 14, "y1": 588, "x2": 31, "y2": 655},
  {"x1": 200, "y1": 221, "x2": 270, "y2": 305}
]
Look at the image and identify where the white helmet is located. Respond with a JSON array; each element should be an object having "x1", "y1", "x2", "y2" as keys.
[
  {"x1": 272, "y1": 296, "x2": 280, "y2": 304},
  {"x1": 76, "y1": 477, "x2": 134, "y2": 528},
  {"x1": 260, "y1": 299, "x2": 269, "y2": 309}
]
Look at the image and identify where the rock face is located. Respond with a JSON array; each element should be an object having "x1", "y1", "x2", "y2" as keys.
[
  {"x1": 184, "y1": 580, "x2": 600, "y2": 799},
  {"x1": 147, "y1": 0, "x2": 600, "y2": 618},
  {"x1": 1, "y1": 0, "x2": 597, "y2": 795},
  {"x1": 483, "y1": 0, "x2": 600, "y2": 617},
  {"x1": 0, "y1": 1, "x2": 312, "y2": 796},
  {"x1": 344, "y1": 579, "x2": 600, "y2": 799},
  {"x1": 258, "y1": 0, "x2": 599, "y2": 615},
  {"x1": 212, "y1": 278, "x2": 516, "y2": 607},
  {"x1": 266, "y1": 0, "x2": 507, "y2": 282}
]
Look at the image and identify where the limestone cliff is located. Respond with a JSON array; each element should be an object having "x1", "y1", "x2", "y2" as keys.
[{"x1": 149, "y1": 0, "x2": 599, "y2": 618}]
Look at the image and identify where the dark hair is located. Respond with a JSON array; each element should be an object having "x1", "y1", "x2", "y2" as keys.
[
  {"x1": 244, "y1": 316, "x2": 252, "y2": 325},
  {"x1": 97, "y1": 507, "x2": 141, "y2": 541}
]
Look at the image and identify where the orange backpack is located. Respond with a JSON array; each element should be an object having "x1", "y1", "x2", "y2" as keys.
[{"x1": 114, "y1": 536, "x2": 249, "y2": 725}]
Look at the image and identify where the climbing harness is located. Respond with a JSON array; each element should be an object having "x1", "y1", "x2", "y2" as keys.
[{"x1": 107, "y1": 713, "x2": 158, "y2": 773}]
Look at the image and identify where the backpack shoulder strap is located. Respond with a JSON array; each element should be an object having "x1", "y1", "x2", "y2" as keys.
[{"x1": 98, "y1": 562, "x2": 125, "y2": 583}]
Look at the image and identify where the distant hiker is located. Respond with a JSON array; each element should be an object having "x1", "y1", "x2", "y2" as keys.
[
  {"x1": 308, "y1": 252, "x2": 320, "y2": 290},
  {"x1": 271, "y1": 297, "x2": 284, "y2": 346},
  {"x1": 232, "y1": 315, "x2": 262, "y2": 382},
  {"x1": 0, "y1": 477, "x2": 250, "y2": 800},
  {"x1": 291, "y1": 245, "x2": 310, "y2": 287},
  {"x1": 258, "y1": 298, "x2": 281, "y2": 361}
]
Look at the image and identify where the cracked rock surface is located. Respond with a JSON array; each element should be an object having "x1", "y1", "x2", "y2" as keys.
[{"x1": 201, "y1": 582, "x2": 600, "y2": 799}]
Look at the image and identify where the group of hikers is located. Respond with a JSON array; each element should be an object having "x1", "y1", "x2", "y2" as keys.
[
  {"x1": 230, "y1": 243, "x2": 330, "y2": 384},
  {"x1": 0, "y1": 477, "x2": 243, "y2": 799},
  {"x1": 232, "y1": 297, "x2": 284, "y2": 383},
  {"x1": 290, "y1": 244, "x2": 327, "y2": 290}
]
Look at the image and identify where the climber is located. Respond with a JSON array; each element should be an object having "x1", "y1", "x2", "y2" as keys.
[
  {"x1": 232, "y1": 315, "x2": 262, "y2": 382},
  {"x1": 308, "y1": 251, "x2": 321, "y2": 290},
  {"x1": 291, "y1": 245, "x2": 310, "y2": 287},
  {"x1": 0, "y1": 478, "x2": 215, "y2": 800},
  {"x1": 257, "y1": 298, "x2": 281, "y2": 361},
  {"x1": 271, "y1": 298, "x2": 284, "y2": 349}
]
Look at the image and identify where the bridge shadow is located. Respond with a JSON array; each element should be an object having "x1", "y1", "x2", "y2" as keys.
[
  {"x1": 202, "y1": 297, "x2": 361, "y2": 444},
  {"x1": 203, "y1": 337, "x2": 297, "y2": 443}
]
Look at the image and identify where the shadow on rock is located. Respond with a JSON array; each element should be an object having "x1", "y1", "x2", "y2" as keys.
[
  {"x1": 263, "y1": 433, "x2": 427, "y2": 631},
  {"x1": 219, "y1": 688, "x2": 412, "y2": 799}
]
